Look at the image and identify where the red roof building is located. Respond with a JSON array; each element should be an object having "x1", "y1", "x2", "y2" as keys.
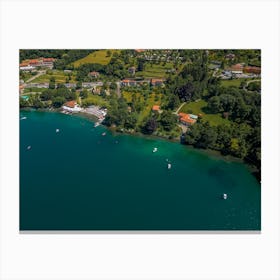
[
  {"x1": 152, "y1": 105, "x2": 160, "y2": 111},
  {"x1": 243, "y1": 66, "x2": 261, "y2": 74},
  {"x1": 43, "y1": 58, "x2": 55, "y2": 62},
  {"x1": 65, "y1": 100, "x2": 77, "y2": 108},
  {"x1": 230, "y1": 63, "x2": 243, "y2": 72},
  {"x1": 89, "y1": 71, "x2": 100, "y2": 78},
  {"x1": 151, "y1": 78, "x2": 164, "y2": 86},
  {"x1": 178, "y1": 112, "x2": 196, "y2": 126}
]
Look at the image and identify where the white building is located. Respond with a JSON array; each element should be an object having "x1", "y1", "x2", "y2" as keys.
[{"x1": 62, "y1": 101, "x2": 82, "y2": 112}]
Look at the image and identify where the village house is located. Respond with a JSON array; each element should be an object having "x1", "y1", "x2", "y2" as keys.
[
  {"x1": 128, "y1": 66, "x2": 136, "y2": 75},
  {"x1": 42, "y1": 58, "x2": 55, "y2": 68},
  {"x1": 121, "y1": 79, "x2": 137, "y2": 87},
  {"x1": 20, "y1": 65, "x2": 36, "y2": 71},
  {"x1": 243, "y1": 66, "x2": 261, "y2": 74},
  {"x1": 152, "y1": 105, "x2": 161, "y2": 112},
  {"x1": 178, "y1": 112, "x2": 197, "y2": 126},
  {"x1": 64, "y1": 83, "x2": 76, "y2": 89},
  {"x1": 62, "y1": 100, "x2": 82, "y2": 112},
  {"x1": 151, "y1": 78, "x2": 164, "y2": 87},
  {"x1": 88, "y1": 71, "x2": 100, "y2": 78},
  {"x1": 82, "y1": 82, "x2": 95, "y2": 88},
  {"x1": 229, "y1": 63, "x2": 244, "y2": 74}
]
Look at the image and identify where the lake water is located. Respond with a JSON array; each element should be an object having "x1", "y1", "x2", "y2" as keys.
[{"x1": 20, "y1": 110, "x2": 261, "y2": 230}]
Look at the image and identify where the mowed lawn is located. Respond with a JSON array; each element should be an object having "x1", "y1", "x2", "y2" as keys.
[
  {"x1": 30, "y1": 70, "x2": 77, "y2": 84},
  {"x1": 179, "y1": 100, "x2": 231, "y2": 126},
  {"x1": 73, "y1": 50, "x2": 120, "y2": 68},
  {"x1": 220, "y1": 78, "x2": 247, "y2": 88},
  {"x1": 135, "y1": 63, "x2": 174, "y2": 78}
]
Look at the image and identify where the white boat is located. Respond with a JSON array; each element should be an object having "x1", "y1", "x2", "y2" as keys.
[
  {"x1": 27, "y1": 145, "x2": 31, "y2": 150},
  {"x1": 167, "y1": 163, "x2": 172, "y2": 169},
  {"x1": 56, "y1": 129, "x2": 60, "y2": 133},
  {"x1": 223, "y1": 193, "x2": 228, "y2": 200},
  {"x1": 20, "y1": 117, "x2": 27, "y2": 120},
  {"x1": 102, "y1": 132, "x2": 106, "y2": 136},
  {"x1": 153, "y1": 147, "x2": 158, "y2": 153},
  {"x1": 94, "y1": 122, "x2": 100, "y2": 127}
]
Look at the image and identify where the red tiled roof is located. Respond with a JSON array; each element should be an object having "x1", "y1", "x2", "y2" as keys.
[
  {"x1": 243, "y1": 66, "x2": 261, "y2": 74},
  {"x1": 152, "y1": 105, "x2": 160, "y2": 111},
  {"x1": 20, "y1": 63, "x2": 29, "y2": 67},
  {"x1": 151, "y1": 78, "x2": 163, "y2": 83},
  {"x1": 43, "y1": 58, "x2": 55, "y2": 62},
  {"x1": 230, "y1": 64, "x2": 243, "y2": 71},
  {"x1": 65, "y1": 100, "x2": 76, "y2": 108},
  {"x1": 29, "y1": 59, "x2": 39, "y2": 64},
  {"x1": 179, "y1": 113, "x2": 196, "y2": 124}
]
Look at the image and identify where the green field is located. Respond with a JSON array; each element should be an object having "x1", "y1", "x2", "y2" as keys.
[
  {"x1": 30, "y1": 70, "x2": 77, "y2": 84},
  {"x1": 220, "y1": 79, "x2": 246, "y2": 88},
  {"x1": 135, "y1": 63, "x2": 174, "y2": 78},
  {"x1": 179, "y1": 100, "x2": 231, "y2": 126},
  {"x1": 81, "y1": 93, "x2": 109, "y2": 107},
  {"x1": 73, "y1": 50, "x2": 119, "y2": 68}
]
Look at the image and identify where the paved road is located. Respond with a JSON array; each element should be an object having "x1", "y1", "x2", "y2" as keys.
[
  {"x1": 25, "y1": 70, "x2": 46, "y2": 83},
  {"x1": 243, "y1": 79, "x2": 261, "y2": 92},
  {"x1": 175, "y1": 102, "x2": 186, "y2": 114},
  {"x1": 116, "y1": 82, "x2": 121, "y2": 98}
]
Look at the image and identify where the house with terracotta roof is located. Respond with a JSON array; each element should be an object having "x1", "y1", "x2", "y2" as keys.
[
  {"x1": 243, "y1": 66, "x2": 261, "y2": 74},
  {"x1": 42, "y1": 58, "x2": 55, "y2": 68},
  {"x1": 229, "y1": 63, "x2": 243, "y2": 74},
  {"x1": 62, "y1": 100, "x2": 81, "y2": 112},
  {"x1": 151, "y1": 78, "x2": 164, "y2": 87},
  {"x1": 121, "y1": 79, "x2": 137, "y2": 87},
  {"x1": 88, "y1": 71, "x2": 100, "y2": 78},
  {"x1": 152, "y1": 105, "x2": 160, "y2": 112},
  {"x1": 178, "y1": 112, "x2": 197, "y2": 126}
]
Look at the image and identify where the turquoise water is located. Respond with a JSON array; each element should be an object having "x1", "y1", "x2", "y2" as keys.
[{"x1": 20, "y1": 111, "x2": 261, "y2": 230}]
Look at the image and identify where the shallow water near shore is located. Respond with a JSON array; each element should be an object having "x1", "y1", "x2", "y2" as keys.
[{"x1": 20, "y1": 110, "x2": 261, "y2": 230}]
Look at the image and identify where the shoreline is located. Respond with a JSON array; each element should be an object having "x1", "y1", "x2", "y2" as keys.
[{"x1": 20, "y1": 107, "x2": 260, "y2": 182}]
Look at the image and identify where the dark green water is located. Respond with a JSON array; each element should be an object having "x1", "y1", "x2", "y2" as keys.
[{"x1": 20, "y1": 111, "x2": 261, "y2": 230}]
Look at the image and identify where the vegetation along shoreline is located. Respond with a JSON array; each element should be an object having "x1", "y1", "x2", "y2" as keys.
[{"x1": 20, "y1": 49, "x2": 261, "y2": 181}]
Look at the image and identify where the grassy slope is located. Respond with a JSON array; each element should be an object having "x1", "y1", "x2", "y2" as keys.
[
  {"x1": 179, "y1": 100, "x2": 231, "y2": 126},
  {"x1": 122, "y1": 91, "x2": 163, "y2": 126},
  {"x1": 135, "y1": 63, "x2": 174, "y2": 78},
  {"x1": 29, "y1": 70, "x2": 77, "y2": 84},
  {"x1": 73, "y1": 50, "x2": 119, "y2": 68},
  {"x1": 81, "y1": 93, "x2": 109, "y2": 107}
]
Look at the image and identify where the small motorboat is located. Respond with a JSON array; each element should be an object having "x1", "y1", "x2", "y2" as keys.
[
  {"x1": 102, "y1": 132, "x2": 106, "y2": 136},
  {"x1": 27, "y1": 145, "x2": 31, "y2": 150},
  {"x1": 222, "y1": 193, "x2": 228, "y2": 200},
  {"x1": 56, "y1": 129, "x2": 60, "y2": 133},
  {"x1": 153, "y1": 147, "x2": 158, "y2": 153},
  {"x1": 20, "y1": 117, "x2": 27, "y2": 120},
  {"x1": 94, "y1": 122, "x2": 100, "y2": 127},
  {"x1": 167, "y1": 163, "x2": 172, "y2": 169}
]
